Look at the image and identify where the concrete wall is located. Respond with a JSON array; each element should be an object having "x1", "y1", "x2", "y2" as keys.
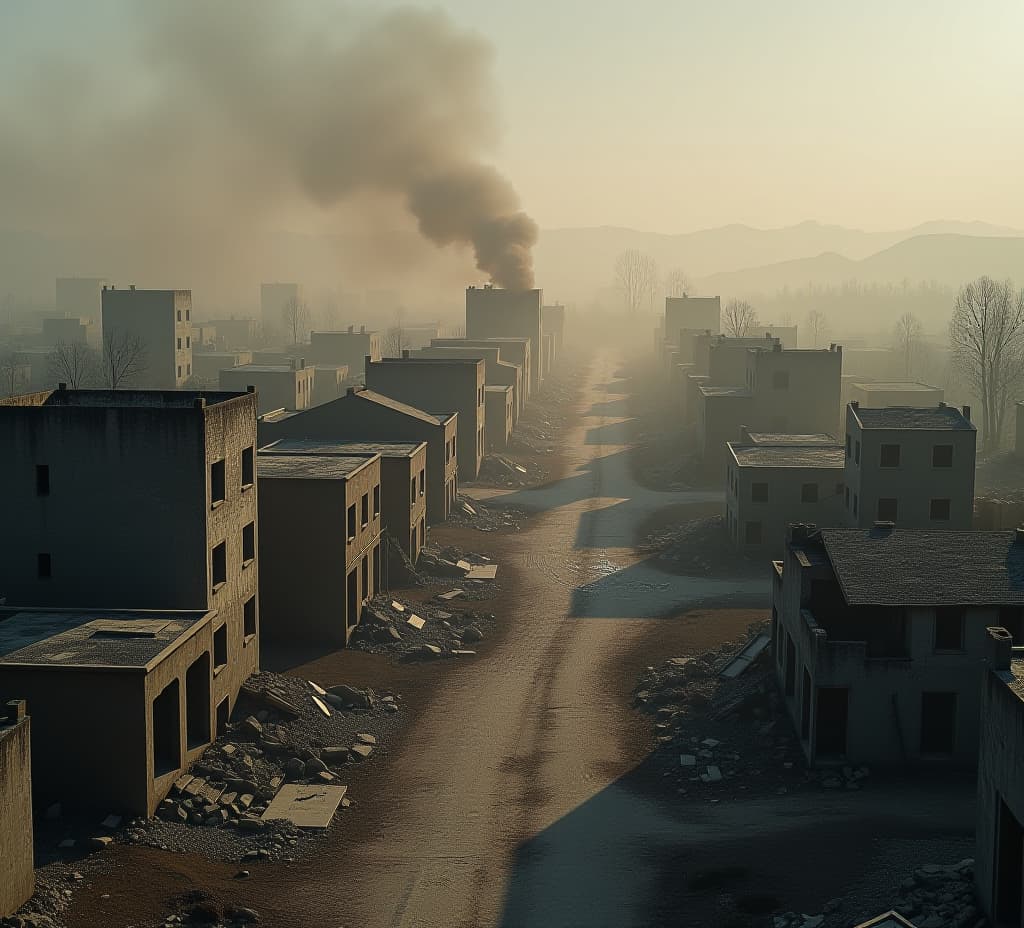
[
  {"x1": 666, "y1": 296, "x2": 720, "y2": 339},
  {"x1": 465, "y1": 288, "x2": 542, "y2": 392},
  {"x1": 365, "y1": 358, "x2": 484, "y2": 480},
  {"x1": 849, "y1": 383, "x2": 944, "y2": 409},
  {"x1": 208, "y1": 318, "x2": 258, "y2": 349},
  {"x1": 707, "y1": 335, "x2": 780, "y2": 386},
  {"x1": 312, "y1": 366, "x2": 348, "y2": 407},
  {"x1": 101, "y1": 288, "x2": 192, "y2": 389},
  {"x1": 192, "y1": 351, "x2": 252, "y2": 382},
  {"x1": 260, "y1": 283, "x2": 300, "y2": 335},
  {"x1": 0, "y1": 702, "x2": 33, "y2": 917},
  {"x1": 308, "y1": 329, "x2": 381, "y2": 375},
  {"x1": 431, "y1": 337, "x2": 532, "y2": 401},
  {"x1": 485, "y1": 386, "x2": 514, "y2": 451},
  {"x1": 696, "y1": 390, "x2": 753, "y2": 472},
  {"x1": 412, "y1": 346, "x2": 521, "y2": 423},
  {"x1": 542, "y1": 304, "x2": 565, "y2": 350},
  {"x1": 747, "y1": 345, "x2": 843, "y2": 436},
  {"x1": 380, "y1": 448, "x2": 427, "y2": 563},
  {"x1": 220, "y1": 364, "x2": 313, "y2": 415}
]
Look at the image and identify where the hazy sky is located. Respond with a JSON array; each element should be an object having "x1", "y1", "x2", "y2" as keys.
[{"x1": 5, "y1": 0, "x2": 1024, "y2": 234}]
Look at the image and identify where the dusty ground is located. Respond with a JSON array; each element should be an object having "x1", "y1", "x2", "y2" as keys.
[{"x1": 49, "y1": 347, "x2": 974, "y2": 928}]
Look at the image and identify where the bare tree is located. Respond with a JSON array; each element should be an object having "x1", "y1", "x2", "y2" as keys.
[
  {"x1": 48, "y1": 340, "x2": 97, "y2": 388},
  {"x1": 319, "y1": 294, "x2": 340, "y2": 331},
  {"x1": 892, "y1": 311, "x2": 923, "y2": 378},
  {"x1": 722, "y1": 299, "x2": 759, "y2": 337},
  {"x1": 0, "y1": 352, "x2": 29, "y2": 397},
  {"x1": 102, "y1": 330, "x2": 147, "y2": 389},
  {"x1": 805, "y1": 310, "x2": 829, "y2": 348},
  {"x1": 664, "y1": 267, "x2": 692, "y2": 298},
  {"x1": 382, "y1": 306, "x2": 408, "y2": 357},
  {"x1": 949, "y1": 276, "x2": 1024, "y2": 452},
  {"x1": 282, "y1": 297, "x2": 311, "y2": 346},
  {"x1": 614, "y1": 250, "x2": 658, "y2": 315}
]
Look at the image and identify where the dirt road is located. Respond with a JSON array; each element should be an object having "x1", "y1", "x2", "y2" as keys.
[{"x1": 65, "y1": 351, "x2": 973, "y2": 927}]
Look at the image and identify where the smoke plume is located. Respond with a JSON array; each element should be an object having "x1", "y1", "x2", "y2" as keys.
[{"x1": 0, "y1": 3, "x2": 537, "y2": 294}]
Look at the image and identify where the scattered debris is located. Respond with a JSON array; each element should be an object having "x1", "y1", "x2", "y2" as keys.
[
  {"x1": 261, "y1": 784, "x2": 347, "y2": 829},
  {"x1": 350, "y1": 594, "x2": 496, "y2": 659},
  {"x1": 638, "y1": 515, "x2": 761, "y2": 577},
  {"x1": 447, "y1": 495, "x2": 526, "y2": 533}
]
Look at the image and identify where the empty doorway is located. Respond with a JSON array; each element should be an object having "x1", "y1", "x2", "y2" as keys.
[
  {"x1": 815, "y1": 687, "x2": 848, "y2": 758},
  {"x1": 920, "y1": 692, "x2": 956, "y2": 755},
  {"x1": 185, "y1": 652, "x2": 211, "y2": 750},
  {"x1": 152, "y1": 679, "x2": 181, "y2": 777}
]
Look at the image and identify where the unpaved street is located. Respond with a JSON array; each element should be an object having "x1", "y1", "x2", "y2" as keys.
[{"x1": 65, "y1": 350, "x2": 973, "y2": 928}]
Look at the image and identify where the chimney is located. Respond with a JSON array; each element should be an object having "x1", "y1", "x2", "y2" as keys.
[
  {"x1": 985, "y1": 626, "x2": 1013, "y2": 672},
  {"x1": 58, "y1": 382, "x2": 67, "y2": 391},
  {"x1": 963, "y1": 405, "x2": 971, "y2": 421},
  {"x1": 4, "y1": 699, "x2": 26, "y2": 724}
]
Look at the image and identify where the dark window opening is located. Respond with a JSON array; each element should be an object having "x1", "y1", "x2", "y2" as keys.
[
  {"x1": 153, "y1": 680, "x2": 181, "y2": 777},
  {"x1": 211, "y1": 459, "x2": 226, "y2": 506},
  {"x1": 419, "y1": 468, "x2": 425, "y2": 496},
  {"x1": 346, "y1": 570, "x2": 358, "y2": 629},
  {"x1": 244, "y1": 596, "x2": 257, "y2": 638},
  {"x1": 784, "y1": 635, "x2": 796, "y2": 696},
  {"x1": 934, "y1": 607, "x2": 965, "y2": 651},
  {"x1": 410, "y1": 477, "x2": 416, "y2": 505},
  {"x1": 854, "y1": 440, "x2": 861, "y2": 464},
  {"x1": 373, "y1": 484, "x2": 380, "y2": 517},
  {"x1": 930, "y1": 498, "x2": 951, "y2": 521},
  {"x1": 37, "y1": 552, "x2": 52, "y2": 579},
  {"x1": 932, "y1": 444, "x2": 954, "y2": 468},
  {"x1": 242, "y1": 522, "x2": 255, "y2": 562},
  {"x1": 920, "y1": 692, "x2": 956, "y2": 755},
  {"x1": 347, "y1": 504, "x2": 357, "y2": 540},
  {"x1": 373, "y1": 543, "x2": 381, "y2": 591},
  {"x1": 36, "y1": 464, "x2": 50, "y2": 496},
  {"x1": 877, "y1": 497, "x2": 898, "y2": 521},
  {"x1": 186, "y1": 652, "x2": 211, "y2": 750},
  {"x1": 801, "y1": 483, "x2": 819, "y2": 503},
  {"x1": 211, "y1": 541, "x2": 226, "y2": 588},
  {"x1": 241, "y1": 446, "x2": 254, "y2": 486},
  {"x1": 362, "y1": 554, "x2": 369, "y2": 600},
  {"x1": 880, "y1": 443, "x2": 901, "y2": 467},
  {"x1": 361, "y1": 493, "x2": 369, "y2": 527},
  {"x1": 216, "y1": 697, "x2": 230, "y2": 737},
  {"x1": 751, "y1": 482, "x2": 769, "y2": 503},
  {"x1": 816, "y1": 688, "x2": 848, "y2": 757},
  {"x1": 213, "y1": 624, "x2": 228, "y2": 670}
]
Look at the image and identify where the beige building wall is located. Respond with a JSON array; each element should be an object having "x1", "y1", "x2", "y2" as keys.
[
  {"x1": 220, "y1": 362, "x2": 314, "y2": 415},
  {"x1": 465, "y1": 287, "x2": 543, "y2": 391},
  {"x1": 101, "y1": 287, "x2": 193, "y2": 388},
  {"x1": 0, "y1": 702, "x2": 33, "y2": 917}
]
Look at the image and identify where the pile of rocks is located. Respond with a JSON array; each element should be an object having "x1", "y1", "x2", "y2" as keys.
[
  {"x1": 638, "y1": 515, "x2": 759, "y2": 577},
  {"x1": 634, "y1": 626, "x2": 867, "y2": 799},
  {"x1": 163, "y1": 892, "x2": 260, "y2": 927},
  {"x1": 892, "y1": 860, "x2": 983, "y2": 928},
  {"x1": 475, "y1": 454, "x2": 539, "y2": 489},
  {"x1": 350, "y1": 593, "x2": 493, "y2": 659},
  {"x1": 448, "y1": 496, "x2": 526, "y2": 533}
]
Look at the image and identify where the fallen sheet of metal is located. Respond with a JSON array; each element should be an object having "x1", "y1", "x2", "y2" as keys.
[
  {"x1": 718, "y1": 632, "x2": 770, "y2": 679},
  {"x1": 464, "y1": 564, "x2": 498, "y2": 580},
  {"x1": 261, "y1": 784, "x2": 348, "y2": 828}
]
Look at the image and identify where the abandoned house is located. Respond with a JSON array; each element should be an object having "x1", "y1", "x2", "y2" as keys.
[
  {"x1": 465, "y1": 286, "x2": 543, "y2": 393},
  {"x1": 725, "y1": 440, "x2": 845, "y2": 553},
  {"x1": 311, "y1": 364, "x2": 350, "y2": 407},
  {"x1": 101, "y1": 285, "x2": 193, "y2": 388},
  {"x1": 694, "y1": 331, "x2": 781, "y2": 379},
  {"x1": 256, "y1": 452, "x2": 382, "y2": 647},
  {"x1": 207, "y1": 317, "x2": 258, "y2": 349},
  {"x1": 191, "y1": 350, "x2": 253, "y2": 383},
  {"x1": 665, "y1": 295, "x2": 721, "y2": 343},
  {"x1": 843, "y1": 403, "x2": 976, "y2": 530},
  {"x1": 0, "y1": 387, "x2": 261, "y2": 731},
  {"x1": 0, "y1": 608, "x2": 223, "y2": 817},
  {"x1": 260, "y1": 438, "x2": 427, "y2": 566},
  {"x1": 975, "y1": 626, "x2": 1024, "y2": 926},
  {"x1": 485, "y1": 385, "x2": 515, "y2": 451},
  {"x1": 0, "y1": 699, "x2": 33, "y2": 917},
  {"x1": 219, "y1": 359, "x2": 315, "y2": 415},
  {"x1": 256, "y1": 387, "x2": 457, "y2": 523},
  {"x1": 411, "y1": 344, "x2": 522, "y2": 423},
  {"x1": 306, "y1": 326, "x2": 382, "y2": 377},
  {"x1": 772, "y1": 524, "x2": 1024, "y2": 767},
  {"x1": 364, "y1": 353, "x2": 485, "y2": 481},
  {"x1": 431, "y1": 336, "x2": 533, "y2": 402},
  {"x1": 847, "y1": 381, "x2": 944, "y2": 409}
]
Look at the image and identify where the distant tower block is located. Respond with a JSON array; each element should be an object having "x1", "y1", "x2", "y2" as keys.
[{"x1": 465, "y1": 286, "x2": 543, "y2": 391}]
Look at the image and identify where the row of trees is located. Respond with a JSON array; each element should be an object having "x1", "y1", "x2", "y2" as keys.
[
  {"x1": 613, "y1": 249, "x2": 690, "y2": 315},
  {"x1": 0, "y1": 331, "x2": 148, "y2": 396}
]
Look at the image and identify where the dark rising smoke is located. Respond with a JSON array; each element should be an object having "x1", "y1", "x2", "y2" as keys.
[{"x1": 0, "y1": 3, "x2": 537, "y2": 292}]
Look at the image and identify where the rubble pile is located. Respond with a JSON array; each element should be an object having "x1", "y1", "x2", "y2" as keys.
[
  {"x1": 123, "y1": 672, "x2": 402, "y2": 861},
  {"x1": 448, "y1": 495, "x2": 526, "y2": 533},
  {"x1": 162, "y1": 892, "x2": 261, "y2": 928},
  {"x1": 350, "y1": 593, "x2": 494, "y2": 659},
  {"x1": 0, "y1": 865, "x2": 85, "y2": 928},
  {"x1": 639, "y1": 515, "x2": 760, "y2": 576},
  {"x1": 476, "y1": 454, "x2": 536, "y2": 489},
  {"x1": 632, "y1": 429, "x2": 694, "y2": 490},
  {"x1": 634, "y1": 625, "x2": 870, "y2": 799}
]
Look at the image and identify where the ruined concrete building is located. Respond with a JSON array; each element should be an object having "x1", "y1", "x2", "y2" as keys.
[
  {"x1": 220, "y1": 359, "x2": 315, "y2": 415},
  {"x1": 431, "y1": 336, "x2": 533, "y2": 401},
  {"x1": 773, "y1": 524, "x2": 1024, "y2": 767},
  {"x1": 261, "y1": 438, "x2": 427, "y2": 567},
  {"x1": 485, "y1": 385, "x2": 515, "y2": 451},
  {"x1": 411, "y1": 344, "x2": 521, "y2": 423},
  {"x1": 465, "y1": 286, "x2": 543, "y2": 393},
  {"x1": 365, "y1": 354, "x2": 485, "y2": 480},
  {"x1": 257, "y1": 387, "x2": 458, "y2": 523},
  {"x1": 0, "y1": 699, "x2": 33, "y2": 916},
  {"x1": 257, "y1": 450, "x2": 381, "y2": 647},
  {"x1": 101, "y1": 285, "x2": 193, "y2": 388},
  {"x1": 843, "y1": 403, "x2": 976, "y2": 529},
  {"x1": 307, "y1": 326, "x2": 382, "y2": 377}
]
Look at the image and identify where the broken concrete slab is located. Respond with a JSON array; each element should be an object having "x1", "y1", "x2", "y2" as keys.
[
  {"x1": 355, "y1": 732, "x2": 377, "y2": 746},
  {"x1": 261, "y1": 784, "x2": 348, "y2": 829},
  {"x1": 406, "y1": 614, "x2": 425, "y2": 630},
  {"x1": 327, "y1": 684, "x2": 370, "y2": 709},
  {"x1": 321, "y1": 746, "x2": 351, "y2": 765},
  {"x1": 349, "y1": 743, "x2": 374, "y2": 760},
  {"x1": 451, "y1": 649, "x2": 477, "y2": 656},
  {"x1": 679, "y1": 755, "x2": 697, "y2": 767},
  {"x1": 390, "y1": 601, "x2": 406, "y2": 612},
  {"x1": 464, "y1": 565, "x2": 498, "y2": 580},
  {"x1": 700, "y1": 766, "x2": 723, "y2": 783},
  {"x1": 437, "y1": 589, "x2": 464, "y2": 601}
]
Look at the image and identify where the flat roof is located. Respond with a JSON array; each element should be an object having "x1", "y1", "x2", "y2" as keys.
[
  {"x1": 0, "y1": 610, "x2": 210, "y2": 670},
  {"x1": 0, "y1": 389, "x2": 249, "y2": 409},
  {"x1": 729, "y1": 443, "x2": 845, "y2": 468},
  {"x1": 745, "y1": 432, "x2": 837, "y2": 445},
  {"x1": 261, "y1": 438, "x2": 424, "y2": 459},
  {"x1": 853, "y1": 381, "x2": 941, "y2": 392},
  {"x1": 698, "y1": 385, "x2": 752, "y2": 398},
  {"x1": 227, "y1": 364, "x2": 303, "y2": 374},
  {"x1": 371, "y1": 357, "x2": 482, "y2": 365},
  {"x1": 817, "y1": 528, "x2": 1024, "y2": 606},
  {"x1": 257, "y1": 453, "x2": 377, "y2": 480},
  {"x1": 350, "y1": 389, "x2": 456, "y2": 426},
  {"x1": 851, "y1": 405, "x2": 974, "y2": 430}
]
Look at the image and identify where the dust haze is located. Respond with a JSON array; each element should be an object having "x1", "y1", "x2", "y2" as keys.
[{"x1": 0, "y1": 2, "x2": 537, "y2": 304}]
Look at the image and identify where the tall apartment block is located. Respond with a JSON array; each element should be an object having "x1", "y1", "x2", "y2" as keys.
[
  {"x1": 101, "y1": 286, "x2": 193, "y2": 388},
  {"x1": 466, "y1": 286, "x2": 543, "y2": 392}
]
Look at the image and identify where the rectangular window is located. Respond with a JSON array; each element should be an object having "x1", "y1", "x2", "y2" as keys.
[
  {"x1": 177, "y1": 365, "x2": 182, "y2": 379},
  {"x1": 37, "y1": 552, "x2": 52, "y2": 579},
  {"x1": 930, "y1": 498, "x2": 951, "y2": 521},
  {"x1": 772, "y1": 370, "x2": 790, "y2": 389},
  {"x1": 801, "y1": 483, "x2": 819, "y2": 503},
  {"x1": 211, "y1": 459, "x2": 225, "y2": 506},
  {"x1": 36, "y1": 464, "x2": 50, "y2": 496},
  {"x1": 186, "y1": 364, "x2": 191, "y2": 377},
  {"x1": 213, "y1": 624, "x2": 228, "y2": 670},
  {"x1": 244, "y1": 596, "x2": 257, "y2": 638},
  {"x1": 419, "y1": 468, "x2": 425, "y2": 497},
  {"x1": 745, "y1": 521, "x2": 762, "y2": 545},
  {"x1": 186, "y1": 336, "x2": 191, "y2": 349},
  {"x1": 751, "y1": 482, "x2": 769, "y2": 503},
  {"x1": 361, "y1": 493, "x2": 369, "y2": 527},
  {"x1": 934, "y1": 607, "x2": 965, "y2": 650},
  {"x1": 186, "y1": 309, "x2": 191, "y2": 321},
  {"x1": 933, "y1": 445, "x2": 954, "y2": 468},
  {"x1": 241, "y1": 446, "x2": 254, "y2": 487},
  {"x1": 410, "y1": 477, "x2": 416, "y2": 505},
  {"x1": 242, "y1": 521, "x2": 255, "y2": 563},
  {"x1": 177, "y1": 310, "x2": 182, "y2": 322},
  {"x1": 362, "y1": 554, "x2": 369, "y2": 598},
  {"x1": 877, "y1": 498, "x2": 898, "y2": 521},
  {"x1": 211, "y1": 541, "x2": 226, "y2": 588},
  {"x1": 373, "y1": 484, "x2": 380, "y2": 517},
  {"x1": 347, "y1": 503, "x2": 357, "y2": 541},
  {"x1": 177, "y1": 337, "x2": 182, "y2": 350},
  {"x1": 880, "y1": 444, "x2": 901, "y2": 467}
]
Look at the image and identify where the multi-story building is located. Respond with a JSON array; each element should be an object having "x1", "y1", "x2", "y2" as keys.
[
  {"x1": 542, "y1": 303, "x2": 566, "y2": 352},
  {"x1": 257, "y1": 450, "x2": 381, "y2": 646},
  {"x1": 207, "y1": 317, "x2": 258, "y2": 349},
  {"x1": 485, "y1": 385, "x2": 514, "y2": 451},
  {"x1": 465, "y1": 286, "x2": 543, "y2": 393},
  {"x1": 0, "y1": 387, "x2": 261, "y2": 810},
  {"x1": 312, "y1": 364, "x2": 350, "y2": 407},
  {"x1": 772, "y1": 524, "x2": 1024, "y2": 767},
  {"x1": 411, "y1": 345, "x2": 521, "y2": 423},
  {"x1": 219, "y1": 360, "x2": 314, "y2": 415},
  {"x1": 842, "y1": 403, "x2": 976, "y2": 529},
  {"x1": 56, "y1": 276, "x2": 105, "y2": 343},
  {"x1": 101, "y1": 285, "x2": 193, "y2": 388},
  {"x1": 42, "y1": 315, "x2": 93, "y2": 347},
  {"x1": 261, "y1": 438, "x2": 427, "y2": 565},
  {"x1": 431, "y1": 336, "x2": 533, "y2": 401},
  {"x1": 307, "y1": 326, "x2": 382, "y2": 377},
  {"x1": 725, "y1": 438, "x2": 845, "y2": 553},
  {"x1": 258, "y1": 387, "x2": 457, "y2": 523},
  {"x1": 365, "y1": 354, "x2": 485, "y2": 480},
  {"x1": 665, "y1": 296, "x2": 721, "y2": 344},
  {"x1": 0, "y1": 699, "x2": 33, "y2": 916},
  {"x1": 192, "y1": 350, "x2": 253, "y2": 383},
  {"x1": 260, "y1": 282, "x2": 301, "y2": 338},
  {"x1": 704, "y1": 333, "x2": 781, "y2": 383},
  {"x1": 848, "y1": 381, "x2": 944, "y2": 409}
]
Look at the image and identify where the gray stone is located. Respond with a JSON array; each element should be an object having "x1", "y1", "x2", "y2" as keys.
[
  {"x1": 284, "y1": 757, "x2": 306, "y2": 779},
  {"x1": 350, "y1": 743, "x2": 374, "y2": 761},
  {"x1": 304, "y1": 757, "x2": 328, "y2": 776},
  {"x1": 461, "y1": 624, "x2": 484, "y2": 643},
  {"x1": 327, "y1": 684, "x2": 370, "y2": 709},
  {"x1": 239, "y1": 716, "x2": 263, "y2": 738},
  {"x1": 321, "y1": 746, "x2": 351, "y2": 765},
  {"x1": 355, "y1": 733, "x2": 377, "y2": 746}
]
